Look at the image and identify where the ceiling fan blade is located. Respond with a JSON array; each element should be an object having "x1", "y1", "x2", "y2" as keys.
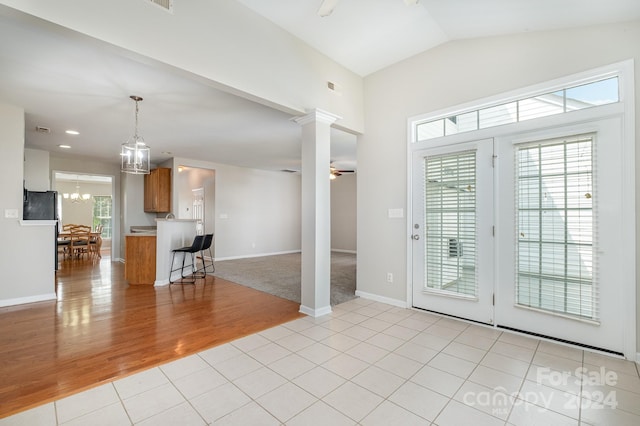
[{"x1": 318, "y1": 0, "x2": 339, "y2": 17}]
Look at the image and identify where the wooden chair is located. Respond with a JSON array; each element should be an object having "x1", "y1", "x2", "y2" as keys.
[
  {"x1": 69, "y1": 225, "x2": 91, "y2": 259},
  {"x1": 89, "y1": 224, "x2": 103, "y2": 259},
  {"x1": 58, "y1": 224, "x2": 78, "y2": 260}
]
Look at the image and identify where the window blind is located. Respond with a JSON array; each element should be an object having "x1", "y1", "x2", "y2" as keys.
[
  {"x1": 515, "y1": 135, "x2": 597, "y2": 320},
  {"x1": 424, "y1": 150, "x2": 477, "y2": 298}
]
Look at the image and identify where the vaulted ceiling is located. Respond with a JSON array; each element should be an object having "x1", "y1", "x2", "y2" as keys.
[{"x1": 1, "y1": 1, "x2": 638, "y2": 173}]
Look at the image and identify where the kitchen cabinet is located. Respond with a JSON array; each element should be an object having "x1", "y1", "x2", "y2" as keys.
[
  {"x1": 144, "y1": 167, "x2": 171, "y2": 213},
  {"x1": 125, "y1": 234, "x2": 156, "y2": 284}
]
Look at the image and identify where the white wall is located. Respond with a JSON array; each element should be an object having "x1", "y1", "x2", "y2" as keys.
[
  {"x1": 119, "y1": 172, "x2": 156, "y2": 261},
  {"x1": 0, "y1": 102, "x2": 56, "y2": 306},
  {"x1": 171, "y1": 157, "x2": 301, "y2": 260},
  {"x1": 176, "y1": 167, "x2": 215, "y2": 235},
  {"x1": 50, "y1": 155, "x2": 122, "y2": 259},
  {"x1": 0, "y1": 0, "x2": 363, "y2": 134},
  {"x1": 57, "y1": 181, "x2": 111, "y2": 227},
  {"x1": 24, "y1": 148, "x2": 50, "y2": 191},
  {"x1": 331, "y1": 174, "x2": 356, "y2": 252},
  {"x1": 359, "y1": 21, "x2": 640, "y2": 342}
]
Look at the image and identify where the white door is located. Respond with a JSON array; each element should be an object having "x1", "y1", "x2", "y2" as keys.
[
  {"x1": 192, "y1": 187, "x2": 204, "y2": 234},
  {"x1": 495, "y1": 118, "x2": 626, "y2": 353},
  {"x1": 411, "y1": 139, "x2": 494, "y2": 324}
]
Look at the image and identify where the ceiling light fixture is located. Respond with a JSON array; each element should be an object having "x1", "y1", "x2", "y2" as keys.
[
  {"x1": 65, "y1": 130, "x2": 79, "y2": 135},
  {"x1": 121, "y1": 95, "x2": 150, "y2": 174},
  {"x1": 58, "y1": 144, "x2": 71, "y2": 149},
  {"x1": 63, "y1": 176, "x2": 91, "y2": 203}
]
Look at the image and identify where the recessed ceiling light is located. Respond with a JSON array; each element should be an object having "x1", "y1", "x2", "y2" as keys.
[
  {"x1": 65, "y1": 130, "x2": 79, "y2": 135},
  {"x1": 58, "y1": 144, "x2": 71, "y2": 149}
]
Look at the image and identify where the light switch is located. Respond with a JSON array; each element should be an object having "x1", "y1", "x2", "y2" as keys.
[
  {"x1": 388, "y1": 208, "x2": 404, "y2": 219},
  {"x1": 4, "y1": 209, "x2": 18, "y2": 219}
]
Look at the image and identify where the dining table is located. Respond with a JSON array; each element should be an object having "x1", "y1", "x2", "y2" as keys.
[{"x1": 57, "y1": 229, "x2": 103, "y2": 259}]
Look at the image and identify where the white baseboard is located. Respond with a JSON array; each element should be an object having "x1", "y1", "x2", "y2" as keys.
[
  {"x1": 215, "y1": 250, "x2": 301, "y2": 262},
  {"x1": 355, "y1": 290, "x2": 407, "y2": 309},
  {"x1": 0, "y1": 292, "x2": 56, "y2": 307},
  {"x1": 214, "y1": 250, "x2": 354, "y2": 262},
  {"x1": 299, "y1": 304, "x2": 332, "y2": 317}
]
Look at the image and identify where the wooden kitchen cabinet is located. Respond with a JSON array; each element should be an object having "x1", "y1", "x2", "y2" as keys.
[
  {"x1": 125, "y1": 234, "x2": 156, "y2": 284},
  {"x1": 144, "y1": 167, "x2": 171, "y2": 213}
]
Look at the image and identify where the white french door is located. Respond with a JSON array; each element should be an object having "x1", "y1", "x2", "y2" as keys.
[
  {"x1": 411, "y1": 139, "x2": 494, "y2": 324},
  {"x1": 495, "y1": 118, "x2": 626, "y2": 353},
  {"x1": 411, "y1": 119, "x2": 628, "y2": 354}
]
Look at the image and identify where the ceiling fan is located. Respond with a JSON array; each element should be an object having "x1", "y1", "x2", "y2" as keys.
[
  {"x1": 330, "y1": 164, "x2": 356, "y2": 180},
  {"x1": 318, "y1": 0, "x2": 419, "y2": 17}
]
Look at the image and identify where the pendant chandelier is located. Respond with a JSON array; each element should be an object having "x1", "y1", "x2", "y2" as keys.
[
  {"x1": 63, "y1": 176, "x2": 91, "y2": 203},
  {"x1": 121, "y1": 95, "x2": 150, "y2": 174}
]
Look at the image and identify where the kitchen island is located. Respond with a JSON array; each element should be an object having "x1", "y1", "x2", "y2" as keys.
[
  {"x1": 123, "y1": 219, "x2": 198, "y2": 286},
  {"x1": 155, "y1": 218, "x2": 198, "y2": 285}
]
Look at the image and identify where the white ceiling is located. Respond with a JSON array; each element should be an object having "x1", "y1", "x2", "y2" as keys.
[
  {"x1": 1, "y1": 1, "x2": 639, "y2": 174},
  {"x1": 237, "y1": 0, "x2": 640, "y2": 76}
]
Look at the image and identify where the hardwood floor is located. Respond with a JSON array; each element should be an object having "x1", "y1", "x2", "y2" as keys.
[{"x1": 0, "y1": 257, "x2": 304, "y2": 419}]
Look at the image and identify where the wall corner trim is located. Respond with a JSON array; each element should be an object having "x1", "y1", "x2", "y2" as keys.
[
  {"x1": 355, "y1": 290, "x2": 407, "y2": 308},
  {"x1": 299, "y1": 304, "x2": 332, "y2": 318}
]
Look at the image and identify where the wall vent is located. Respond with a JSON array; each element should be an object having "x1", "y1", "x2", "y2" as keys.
[
  {"x1": 35, "y1": 126, "x2": 51, "y2": 134},
  {"x1": 148, "y1": 0, "x2": 173, "y2": 13}
]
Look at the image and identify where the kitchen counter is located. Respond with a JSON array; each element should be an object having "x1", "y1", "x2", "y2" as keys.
[{"x1": 154, "y1": 219, "x2": 198, "y2": 285}]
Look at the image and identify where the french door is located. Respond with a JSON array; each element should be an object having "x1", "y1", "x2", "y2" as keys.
[
  {"x1": 411, "y1": 139, "x2": 494, "y2": 324},
  {"x1": 412, "y1": 119, "x2": 627, "y2": 354},
  {"x1": 494, "y1": 118, "x2": 625, "y2": 353}
]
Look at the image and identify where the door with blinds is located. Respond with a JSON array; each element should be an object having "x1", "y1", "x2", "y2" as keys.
[
  {"x1": 495, "y1": 118, "x2": 625, "y2": 353},
  {"x1": 411, "y1": 139, "x2": 494, "y2": 324}
]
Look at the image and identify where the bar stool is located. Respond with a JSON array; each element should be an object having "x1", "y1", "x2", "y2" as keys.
[
  {"x1": 195, "y1": 233, "x2": 215, "y2": 277},
  {"x1": 169, "y1": 235, "x2": 205, "y2": 284}
]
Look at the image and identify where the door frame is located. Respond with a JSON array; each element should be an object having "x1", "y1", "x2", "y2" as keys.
[{"x1": 406, "y1": 61, "x2": 635, "y2": 358}]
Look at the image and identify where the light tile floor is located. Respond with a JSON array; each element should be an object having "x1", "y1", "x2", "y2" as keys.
[{"x1": 2, "y1": 297, "x2": 640, "y2": 425}]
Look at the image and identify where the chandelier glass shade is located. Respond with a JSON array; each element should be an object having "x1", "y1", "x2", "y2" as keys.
[
  {"x1": 121, "y1": 95, "x2": 150, "y2": 174},
  {"x1": 63, "y1": 179, "x2": 91, "y2": 203}
]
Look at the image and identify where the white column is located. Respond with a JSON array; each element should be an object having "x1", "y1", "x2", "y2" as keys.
[{"x1": 294, "y1": 109, "x2": 341, "y2": 317}]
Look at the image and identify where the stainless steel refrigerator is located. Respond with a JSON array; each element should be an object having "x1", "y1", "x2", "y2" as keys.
[{"x1": 23, "y1": 190, "x2": 59, "y2": 269}]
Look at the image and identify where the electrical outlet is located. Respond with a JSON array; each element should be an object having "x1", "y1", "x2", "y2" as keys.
[{"x1": 386, "y1": 273, "x2": 393, "y2": 283}]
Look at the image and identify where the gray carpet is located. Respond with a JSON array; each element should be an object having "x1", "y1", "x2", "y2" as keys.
[{"x1": 210, "y1": 252, "x2": 356, "y2": 306}]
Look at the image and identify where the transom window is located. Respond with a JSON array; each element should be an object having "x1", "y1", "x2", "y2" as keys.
[{"x1": 414, "y1": 77, "x2": 619, "y2": 142}]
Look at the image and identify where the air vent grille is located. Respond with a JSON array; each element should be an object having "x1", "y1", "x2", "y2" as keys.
[{"x1": 148, "y1": 0, "x2": 173, "y2": 12}]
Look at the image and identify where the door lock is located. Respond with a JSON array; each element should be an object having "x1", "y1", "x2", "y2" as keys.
[{"x1": 411, "y1": 234, "x2": 420, "y2": 240}]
